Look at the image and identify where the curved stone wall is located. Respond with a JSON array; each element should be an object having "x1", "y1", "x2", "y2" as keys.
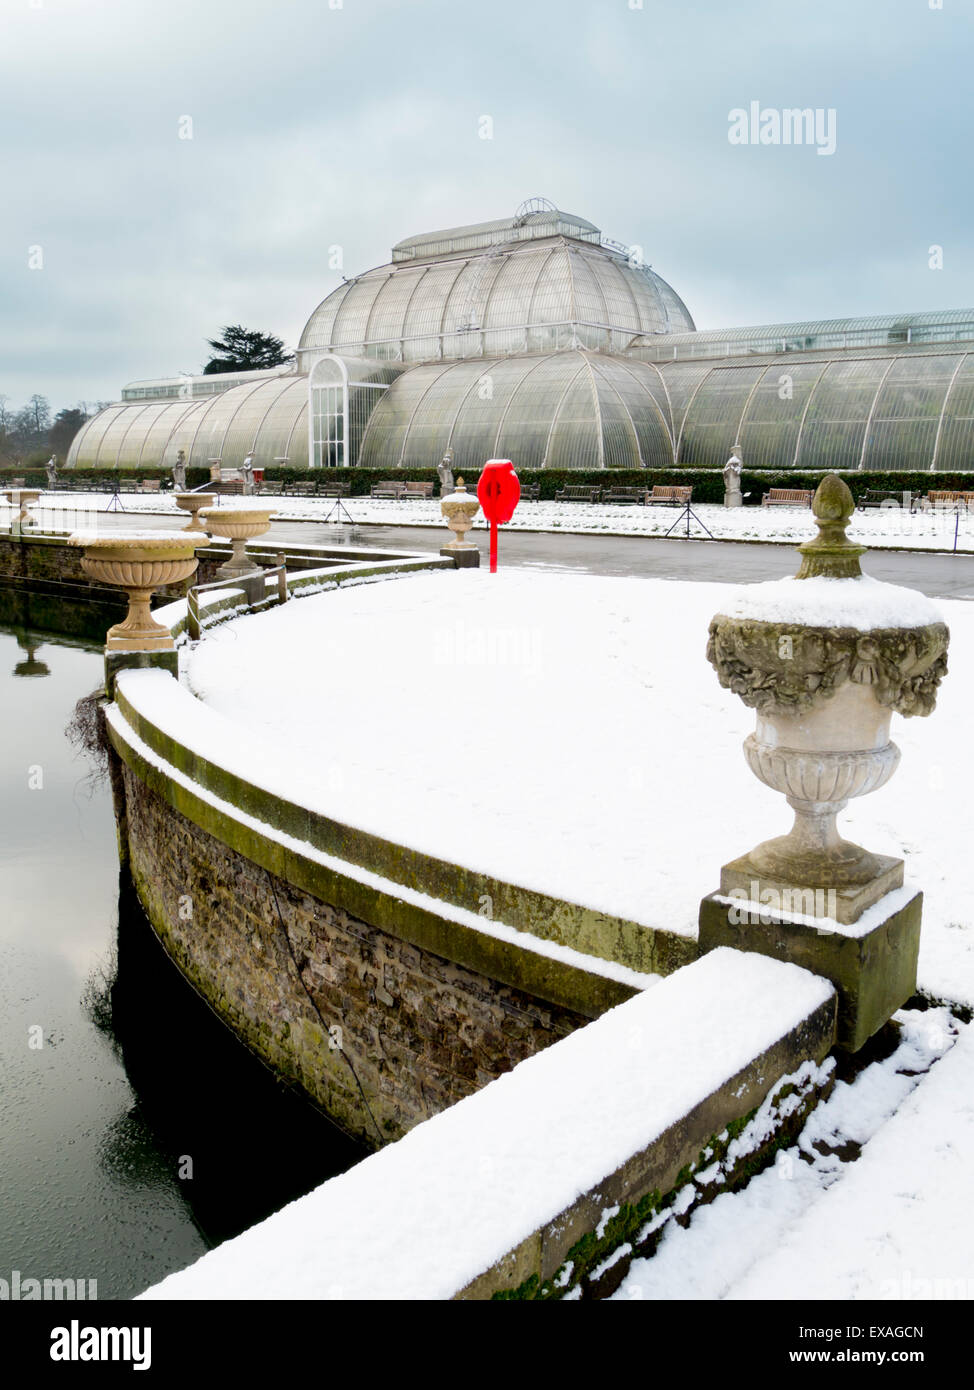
[{"x1": 105, "y1": 565, "x2": 693, "y2": 1145}]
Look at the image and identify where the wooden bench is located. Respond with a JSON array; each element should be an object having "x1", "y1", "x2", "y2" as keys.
[
  {"x1": 518, "y1": 482, "x2": 541, "y2": 500},
  {"x1": 285, "y1": 480, "x2": 317, "y2": 496},
  {"x1": 139, "y1": 479, "x2": 162, "y2": 493},
  {"x1": 926, "y1": 490, "x2": 974, "y2": 509},
  {"x1": 317, "y1": 481, "x2": 351, "y2": 498},
  {"x1": 647, "y1": 485, "x2": 692, "y2": 506},
  {"x1": 402, "y1": 481, "x2": 435, "y2": 499},
  {"x1": 371, "y1": 481, "x2": 407, "y2": 500},
  {"x1": 762, "y1": 488, "x2": 813, "y2": 507},
  {"x1": 554, "y1": 485, "x2": 602, "y2": 503},
  {"x1": 257, "y1": 480, "x2": 285, "y2": 495},
  {"x1": 602, "y1": 486, "x2": 649, "y2": 505}
]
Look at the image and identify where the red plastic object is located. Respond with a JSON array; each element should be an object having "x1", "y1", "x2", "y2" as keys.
[{"x1": 476, "y1": 459, "x2": 520, "y2": 572}]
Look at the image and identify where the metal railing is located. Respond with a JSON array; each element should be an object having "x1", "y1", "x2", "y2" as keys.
[{"x1": 185, "y1": 554, "x2": 288, "y2": 641}]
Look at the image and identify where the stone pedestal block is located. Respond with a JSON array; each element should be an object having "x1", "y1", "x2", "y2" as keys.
[
  {"x1": 698, "y1": 887, "x2": 922, "y2": 1052},
  {"x1": 105, "y1": 648, "x2": 178, "y2": 697},
  {"x1": 440, "y1": 545, "x2": 480, "y2": 568}
]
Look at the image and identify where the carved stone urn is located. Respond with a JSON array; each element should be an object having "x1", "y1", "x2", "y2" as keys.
[
  {"x1": 199, "y1": 506, "x2": 275, "y2": 579},
  {"x1": 700, "y1": 475, "x2": 950, "y2": 1049},
  {"x1": 705, "y1": 474, "x2": 949, "y2": 924},
  {"x1": 70, "y1": 532, "x2": 208, "y2": 651},
  {"x1": 174, "y1": 492, "x2": 216, "y2": 533},
  {"x1": 440, "y1": 476, "x2": 480, "y2": 568}
]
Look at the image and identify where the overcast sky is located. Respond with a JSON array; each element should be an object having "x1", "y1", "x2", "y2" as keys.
[{"x1": 2, "y1": 0, "x2": 972, "y2": 410}]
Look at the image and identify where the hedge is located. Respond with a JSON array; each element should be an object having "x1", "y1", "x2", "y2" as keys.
[{"x1": 5, "y1": 464, "x2": 972, "y2": 506}]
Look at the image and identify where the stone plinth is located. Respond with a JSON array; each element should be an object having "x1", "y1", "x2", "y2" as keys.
[
  {"x1": 701, "y1": 474, "x2": 949, "y2": 1049},
  {"x1": 440, "y1": 477, "x2": 480, "y2": 568},
  {"x1": 699, "y1": 889, "x2": 921, "y2": 1053}
]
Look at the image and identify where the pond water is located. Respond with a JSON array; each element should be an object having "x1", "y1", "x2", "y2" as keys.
[{"x1": 0, "y1": 596, "x2": 363, "y2": 1299}]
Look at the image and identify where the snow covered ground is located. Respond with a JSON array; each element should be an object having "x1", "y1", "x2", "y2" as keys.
[
  {"x1": 614, "y1": 1005, "x2": 972, "y2": 1302},
  {"x1": 14, "y1": 489, "x2": 974, "y2": 551},
  {"x1": 158, "y1": 562, "x2": 974, "y2": 1302},
  {"x1": 184, "y1": 568, "x2": 974, "y2": 1010}
]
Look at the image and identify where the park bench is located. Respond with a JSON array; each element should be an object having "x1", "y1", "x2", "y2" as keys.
[
  {"x1": 762, "y1": 488, "x2": 813, "y2": 507},
  {"x1": 602, "y1": 486, "x2": 649, "y2": 505},
  {"x1": 285, "y1": 480, "x2": 317, "y2": 496},
  {"x1": 316, "y1": 481, "x2": 351, "y2": 498},
  {"x1": 371, "y1": 481, "x2": 407, "y2": 499},
  {"x1": 518, "y1": 482, "x2": 540, "y2": 500},
  {"x1": 554, "y1": 485, "x2": 602, "y2": 503},
  {"x1": 926, "y1": 490, "x2": 974, "y2": 510},
  {"x1": 402, "y1": 481, "x2": 435, "y2": 499},
  {"x1": 647, "y1": 485, "x2": 692, "y2": 506},
  {"x1": 257, "y1": 480, "x2": 284, "y2": 495},
  {"x1": 138, "y1": 479, "x2": 162, "y2": 493}
]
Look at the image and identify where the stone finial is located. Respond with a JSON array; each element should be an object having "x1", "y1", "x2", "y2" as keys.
[{"x1": 796, "y1": 474, "x2": 865, "y2": 580}]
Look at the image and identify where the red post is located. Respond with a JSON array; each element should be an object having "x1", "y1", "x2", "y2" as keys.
[{"x1": 476, "y1": 460, "x2": 520, "y2": 573}]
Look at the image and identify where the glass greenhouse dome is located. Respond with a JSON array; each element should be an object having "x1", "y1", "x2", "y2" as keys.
[{"x1": 64, "y1": 202, "x2": 974, "y2": 474}]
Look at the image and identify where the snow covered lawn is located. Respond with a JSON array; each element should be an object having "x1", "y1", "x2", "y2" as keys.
[
  {"x1": 184, "y1": 567, "x2": 974, "y2": 1010},
  {"x1": 16, "y1": 489, "x2": 974, "y2": 552}
]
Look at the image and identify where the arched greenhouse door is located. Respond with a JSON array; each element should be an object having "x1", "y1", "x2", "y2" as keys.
[{"x1": 308, "y1": 355, "x2": 348, "y2": 468}]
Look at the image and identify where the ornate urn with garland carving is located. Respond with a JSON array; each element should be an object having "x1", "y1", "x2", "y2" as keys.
[{"x1": 706, "y1": 475, "x2": 949, "y2": 923}]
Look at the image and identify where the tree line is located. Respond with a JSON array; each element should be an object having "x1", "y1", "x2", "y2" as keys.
[
  {"x1": 0, "y1": 395, "x2": 109, "y2": 466},
  {"x1": 1, "y1": 326, "x2": 292, "y2": 466}
]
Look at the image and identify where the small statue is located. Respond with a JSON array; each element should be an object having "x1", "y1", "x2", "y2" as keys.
[
  {"x1": 437, "y1": 448, "x2": 455, "y2": 498},
  {"x1": 241, "y1": 452, "x2": 255, "y2": 496},
  {"x1": 723, "y1": 448, "x2": 743, "y2": 508},
  {"x1": 172, "y1": 449, "x2": 187, "y2": 492},
  {"x1": 45, "y1": 455, "x2": 58, "y2": 488}
]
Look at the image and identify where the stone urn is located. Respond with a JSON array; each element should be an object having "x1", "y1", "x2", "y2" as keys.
[
  {"x1": 440, "y1": 476, "x2": 480, "y2": 567},
  {"x1": 4, "y1": 488, "x2": 43, "y2": 526},
  {"x1": 174, "y1": 492, "x2": 216, "y2": 533},
  {"x1": 705, "y1": 475, "x2": 949, "y2": 924},
  {"x1": 199, "y1": 506, "x2": 275, "y2": 579},
  {"x1": 70, "y1": 531, "x2": 208, "y2": 651}
]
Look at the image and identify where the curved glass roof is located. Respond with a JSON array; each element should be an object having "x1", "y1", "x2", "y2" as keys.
[
  {"x1": 299, "y1": 239, "x2": 694, "y2": 366},
  {"x1": 67, "y1": 375, "x2": 311, "y2": 471},
  {"x1": 664, "y1": 348, "x2": 974, "y2": 472},
  {"x1": 359, "y1": 350, "x2": 674, "y2": 473},
  {"x1": 391, "y1": 209, "x2": 601, "y2": 262},
  {"x1": 635, "y1": 309, "x2": 974, "y2": 362}
]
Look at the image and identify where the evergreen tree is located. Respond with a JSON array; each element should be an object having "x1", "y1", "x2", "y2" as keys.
[{"x1": 202, "y1": 326, "x2": 293, "y2": 375}]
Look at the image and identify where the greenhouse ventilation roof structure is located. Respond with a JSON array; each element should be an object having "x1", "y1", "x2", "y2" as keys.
[{"x1": 64, "y1": 202, "x2": 974, "y2": 474}]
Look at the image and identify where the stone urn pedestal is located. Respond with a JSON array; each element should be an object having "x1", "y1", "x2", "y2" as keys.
[
  {"x1": 174, "y1": 492, "x2": 216, "y2": 533},
  {"x1": 698, "y1": 476, "x2": 949, "y2": 1050},
  {"x1": 199, "y1": 506, "x2": 275, "y2": 579},
  {"x1": 440, "y1": 477, "x2": 480, "y2": 568},
  {"x1": 69, "y1": 531, "x2": 208, "y2": 693},
  {"x1": 4, "y1": 488, "x2": 43, "y2": 527}
]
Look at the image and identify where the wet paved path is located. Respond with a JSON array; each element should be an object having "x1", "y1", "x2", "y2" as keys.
[{"x1": 91, "y1": 511, "x2": 974, "y2": 601}]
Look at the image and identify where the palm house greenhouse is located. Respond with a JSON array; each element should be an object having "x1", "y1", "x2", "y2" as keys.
[{"x1": 66, "y1": 200, "x2": 974, "y2": 476}]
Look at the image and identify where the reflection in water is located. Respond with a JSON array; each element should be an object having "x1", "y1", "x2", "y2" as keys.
[
  {"x1": 0, "y1": 604, "x2": 364, "y2": 1298},
  {"x1": 13, "y1": 630, "x2": 50, "y2": 678}
]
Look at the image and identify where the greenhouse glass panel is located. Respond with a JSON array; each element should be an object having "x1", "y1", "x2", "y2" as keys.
[
  {"x1": 78, "y1": 405, "x2": 129, "y2": 468},
  {"x1": 933, "y1": 354, "x2": 974, "y2": 471},
  {"x1": 330, "y1": 276, "x2": 389, "y2": 348},
  {"x1": 861, "y1": 356, "x2": 958, "y2": 471},
  {"x1": 299, "y1": 281, "x2": 354, "y2": 352},
  {"x1": 569, "y1": 253, "x2": 609, "y2": 325},
  {"x1": 798, "y1": 359, "x2": 893, "y2": 470},
  {"x1": 679, "y1": 366, "x2": 765, "y2": 468},
  {"x1": 138, "y1": 400, "x2": 207, "y2": 468},
  {"x1": 497, "y1": 356, "x2": 593, "y2": 469},
  {"x1": 738, "y1": 362, "x2": 826, "y2": 471}
]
